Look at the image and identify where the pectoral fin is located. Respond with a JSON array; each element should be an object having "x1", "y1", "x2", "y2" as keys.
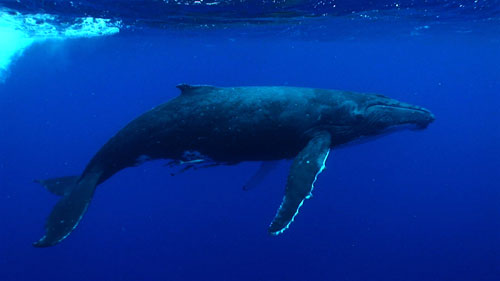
[
  {"x1": 243, "y1": 161, "x2": 279, "y2": 191},
  {"x1": 268, "y1": 132, "x2": 331, "y2": 235}
]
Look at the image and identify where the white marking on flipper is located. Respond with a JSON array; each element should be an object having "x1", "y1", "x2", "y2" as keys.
[{"x1": 269, "y1": 149, "x2": 330, "y2": 235}]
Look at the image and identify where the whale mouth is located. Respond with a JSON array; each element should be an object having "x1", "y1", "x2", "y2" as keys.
[
  {"x1": 367, "y1": 103, "x2": 435, "y2": 129},
  {"x1": 367, "y1": 103, "x2": 432, "y2": 115}
]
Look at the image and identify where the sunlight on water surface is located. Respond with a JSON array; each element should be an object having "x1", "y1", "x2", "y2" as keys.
[{"x1": 0, "y1": 10, "x2": 121, "y2": 82}]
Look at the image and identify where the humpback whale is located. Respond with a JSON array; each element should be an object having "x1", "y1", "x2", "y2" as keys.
[{"x1": 33, "y1": 84, "x2": 434, "y2": 247}]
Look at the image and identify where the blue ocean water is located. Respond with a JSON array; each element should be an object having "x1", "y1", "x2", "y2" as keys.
[{"x1": 0, "y1": 1, "x2": 499, "y2": 280}]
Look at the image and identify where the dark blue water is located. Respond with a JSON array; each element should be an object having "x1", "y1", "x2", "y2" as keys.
[{"x1": 1, "y1": 1, "x2": 499, "y2": 281}]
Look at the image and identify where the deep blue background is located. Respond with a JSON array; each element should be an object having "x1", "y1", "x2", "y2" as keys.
[{"x1": 1, "y1": 26, "x2": 499, "y2": 280}]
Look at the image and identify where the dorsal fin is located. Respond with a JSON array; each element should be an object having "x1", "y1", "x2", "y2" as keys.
[{"x1": 176, "y1": 84, "x2": 216, "y2": 95}]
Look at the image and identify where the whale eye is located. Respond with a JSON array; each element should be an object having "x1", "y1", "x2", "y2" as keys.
[
  {"x1": 352, "y1": 109, "x2": 363, "y2": 121},
  {"x1": 135, "y1": 155, "x2": 151, "y2": 166}
]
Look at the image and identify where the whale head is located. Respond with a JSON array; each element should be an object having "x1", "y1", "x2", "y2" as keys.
[{"x1": 360, "y1": 94, "x2": 435, "y2": 134}]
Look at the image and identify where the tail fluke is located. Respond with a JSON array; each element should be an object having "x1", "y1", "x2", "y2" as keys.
[
  {"x1": 34, "y1": 176, "x2": 79, "y2": 196},
  {"x1": 33, "y1": 173, "x2": 99, "y2": 247}
]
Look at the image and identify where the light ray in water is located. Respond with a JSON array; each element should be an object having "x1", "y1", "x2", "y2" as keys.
[{"x1": 0, "y1": 9, "x2": 121, "y2": 83}]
